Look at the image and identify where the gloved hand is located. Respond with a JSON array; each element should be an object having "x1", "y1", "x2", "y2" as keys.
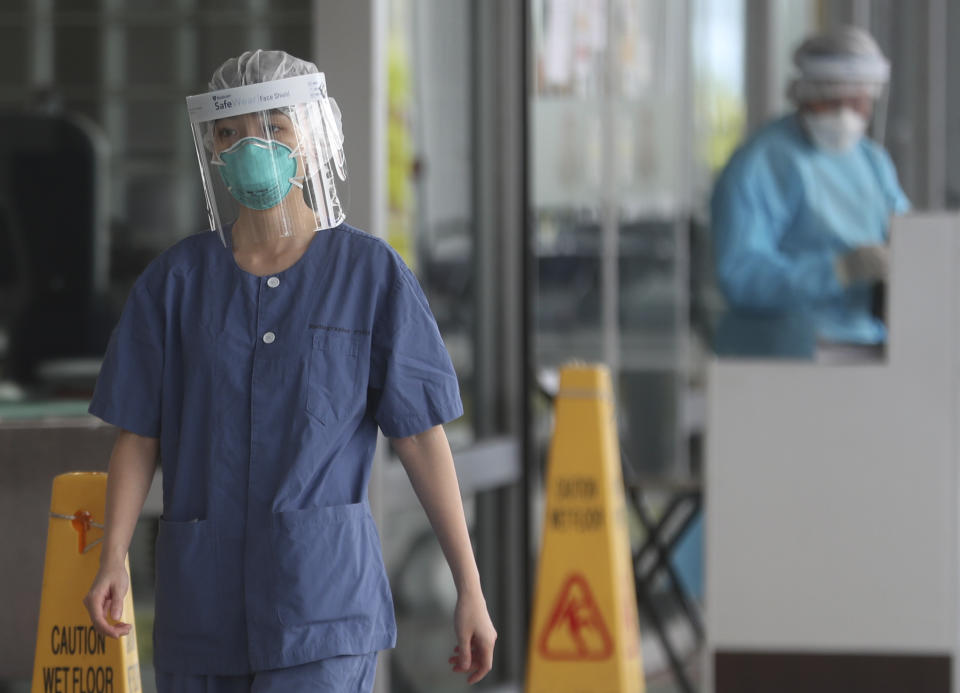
[{"x1": 835, "y1": 244, "x2": 889, "y2": 286}]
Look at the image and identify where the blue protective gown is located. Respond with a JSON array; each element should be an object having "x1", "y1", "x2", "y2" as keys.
[
  {"x1": 89, "y1": 224, "x2": 463, "y2": 674},
  {"x1": 711, "y1": 114, "x2": 910, "y2": 353}
]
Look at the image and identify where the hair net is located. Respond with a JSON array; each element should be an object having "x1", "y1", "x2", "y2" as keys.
[
  {"x1": 208, "y1": 49, "x2": 319, "y2": 90},
  {"x1": 201, "y1": 50, "x2": 343, "y2": 155},
  {"x1": 787, "y1": 26, "x2": 890, "y2": 104}
]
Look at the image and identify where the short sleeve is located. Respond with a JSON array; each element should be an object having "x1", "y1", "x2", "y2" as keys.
[
  {"x1": 370, "y1": 267, "x2": 463, "y2": 438},
  {"x1": 88, "y1": 279, "x2": 164, "y2": 437}
]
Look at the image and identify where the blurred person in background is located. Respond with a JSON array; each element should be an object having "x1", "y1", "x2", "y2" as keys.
[{"x1": 711, "y1": 26, "x2": 909, "y2": 358}]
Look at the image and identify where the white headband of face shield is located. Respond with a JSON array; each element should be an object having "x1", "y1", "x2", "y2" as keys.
[
  {"x1": 788, "y1": 52, "x2": 890, "y2": 106},
  {"x1": 795, "y1": 53, "x2": 890, "y2": 85},
  {"x1": 188, "y1": 73, "x2": 328, "y2": 122}
]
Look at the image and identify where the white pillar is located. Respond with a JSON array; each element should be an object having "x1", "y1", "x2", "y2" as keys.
[
  {"x1": 311, "y1": 0, "x2": 386, "y2": 236},
  {"x1": 744, "y1": 0, "x2": 779, "y2": 132},
  {"x1": 311, "y1": 2, "x2": 389, "y2": 691}
]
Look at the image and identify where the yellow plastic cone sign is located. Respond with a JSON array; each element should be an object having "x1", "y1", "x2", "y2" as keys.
[
  {"x1": 32, "y1": 472, "x2": 141, "y2": 693},
  {"x1": 526, "y1": 365, "x2": 645, "y2": 693}
]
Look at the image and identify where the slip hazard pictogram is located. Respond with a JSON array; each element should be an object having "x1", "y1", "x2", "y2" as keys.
[{"x1": 537, "y1": 573, "x2": 614, "y2": 660}]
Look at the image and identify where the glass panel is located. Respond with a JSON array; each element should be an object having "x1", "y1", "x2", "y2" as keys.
[
  {"x1": 618, "y1": 218, "x2": 684, "y2": 479},
  {"x1": 0, "y1": 28, "x2": 29, "y2": 86},
  {"x1": 619, "y1": 0, "x2": 688, "y2": 477},
  {"x1": 532, "y1": 0, "x2": 605, "y2": 373},
  {"x1": 126, "y1": 101, "x2": 177, "y2": 155},
  {"x1": 691, "y1": 0, "x2": 746, "y2": 190},
  {"x1": 948, "y1": 0, "x2": 960, "y2": 207},
  {"x1": 196, "y1": 28, "x2": 254, "y2": 81},
  {"x1": 531, "y1": 7, "x2": 707, "y2": 689},
  {"x1": 534, "y1": 211, "x2": 603, "y2": 361},
  {"x1": 770, "y1": 0, "x2": 819, "y2": 116},
  {"x1": 618, "y1": 221, "x2": 681, "y2": 365},
  {"x1": 618, "y1": 370, "x2": 679, "y2": 475},
  {"x1": 531, "y1": 0, "x2": 609, "y2": 377},
  {"x1": 383, "y1": 1, "x2": 479, "y2": 691},
  {"x1": 53, "y1": 0, "x2": 100, "y2": 12},
  {"x1": 533, "y1": 0, "x2": 607, "y2": 97},
  {"x1": 124, "y1": 172, "x2": 178, "y2": 244},
  {"x1": 394, "y1": 0, "x2": 475, "y2": 447},
  {"x1": 270, "y1": 23, "x2": 312, "y2": 64},
  {"x1": 268, "y1": 0, "x2": 312, "y2": 11},
  {"x1": 612, "y1": 0, "x2": 686, "y2": 211},
  {"x1": 54, "y1": 25, "x2": 101, "y2": 86},
  {"x1": 197, "y1": 0, "x2": 244, "y2": 10},
  {"x1": 126, "y1": 0, "x2": 172, "y2": 8},
  {"x1": 126, "y1": 28, "x2": 176, "y2": 86},
  {"x1": 63, "y1": 98, "x2": 101, "y2": 125},
  {"x1": 531, "y1": 10, "x2": 704, "y2": 692},
  {"x1": 691, "y1": 0, "x2": 745, "y2": 361},
  {"x1": 531, "y1": 0, "x2": 692, "y2": 373}
]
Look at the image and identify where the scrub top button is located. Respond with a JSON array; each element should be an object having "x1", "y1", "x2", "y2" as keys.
[
  {"x1": 267, "y1": 276, "x2": 280, "y2": 288},
  {"x1": 262, "y1": 331, "x2": 276, "y2": 344}
]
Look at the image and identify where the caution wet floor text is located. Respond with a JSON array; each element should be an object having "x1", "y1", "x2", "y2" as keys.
[{"x1": 32, "y1": 472, "x2": 141, "y2": 693}]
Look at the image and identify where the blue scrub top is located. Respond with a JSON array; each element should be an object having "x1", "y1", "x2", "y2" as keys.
[
  {"x1": 711, "y1": 114, "x2": 910, "y2": 353},
  {"x1": 89, "y1": 224, "x2": 463, "y2": 674}
]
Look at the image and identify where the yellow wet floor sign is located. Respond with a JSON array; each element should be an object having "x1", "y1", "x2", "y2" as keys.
[
  {"x1": 526, "y1": 365, "x2": 645, "y2": 693},
  {"x1": 32, "y1": 472, "x2": 141, "y2": 693}
]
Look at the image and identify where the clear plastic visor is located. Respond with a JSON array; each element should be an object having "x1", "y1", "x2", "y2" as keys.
[
  {"x1": 790, "y1": 79, "x2": 889, "y2": 144},
  {"x1": 187, "y1": 74, "x2": 348, "y2": 245}
]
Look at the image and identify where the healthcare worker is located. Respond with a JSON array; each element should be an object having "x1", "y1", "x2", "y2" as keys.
[
  {"x1": 711, "y1": 26, "x2": 910, "y2": 357},
  {"x1": 82, "y1": 50, "x2": 496, "y2": 691}
]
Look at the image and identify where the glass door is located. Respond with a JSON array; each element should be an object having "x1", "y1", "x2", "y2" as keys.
[{"x1": 381, "y1": 1, "x2": 527, "y2": 690}]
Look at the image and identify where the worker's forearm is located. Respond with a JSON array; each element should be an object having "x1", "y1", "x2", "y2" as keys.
[
  {"x1": 100, "y1": 430, "x2": 158, "y2": 569},
  {"x1": 392, "y1": 427, "x2": 482, "y2": 596}
]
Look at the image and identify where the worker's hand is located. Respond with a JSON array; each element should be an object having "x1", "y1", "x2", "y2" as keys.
[
  {"x1": 448, "y1": 590, "x2": 497, "y2": 684},
  {"x1": 836, "y1": 244, "x2": 889, "y2": 286},
  {"x1": 83, "y1": 561, "x2": 133, "y2": 639}
]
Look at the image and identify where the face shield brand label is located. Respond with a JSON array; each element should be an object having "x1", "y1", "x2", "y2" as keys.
[
  {"x1": 187, "y1": 74, "x2": 326, "y2": 122},
  {"x1": 212, "y1": 94, "x2": 233, "y2": 111}
]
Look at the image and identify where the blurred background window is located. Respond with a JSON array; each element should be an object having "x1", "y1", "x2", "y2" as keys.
[
  {"x1": 380, "y1": 1, "x2": 526, "y2": 691},
  {"x1": 0, "y1": 0, "x2": 313, "y2": 281}
]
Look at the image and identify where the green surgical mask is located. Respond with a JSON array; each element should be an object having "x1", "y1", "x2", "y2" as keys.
[{"x1": 215, "y1": 137, "x2": 298, "y2": 210}]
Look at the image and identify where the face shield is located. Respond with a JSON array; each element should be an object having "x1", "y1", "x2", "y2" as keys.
[
  {"x1": 788, "y1": 27, "x2": 892, "y2": 146},
  {"x1": 789, "y1": 80, "x2": 889, "y2": 148},
  {"x1": 186, "y1": 73, "x2": 348, "y2": 245}
]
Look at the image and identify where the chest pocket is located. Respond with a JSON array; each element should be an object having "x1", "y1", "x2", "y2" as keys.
[{"x1": 305, "y1": 330, "x2": 363, "y2": 425}]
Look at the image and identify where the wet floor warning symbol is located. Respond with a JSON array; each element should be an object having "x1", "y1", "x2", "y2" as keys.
[{"x1": 538, "y1": 573, "x2": 613, "y2": 660}]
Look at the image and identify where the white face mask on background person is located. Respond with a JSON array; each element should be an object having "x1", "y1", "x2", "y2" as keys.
[{"x1": 802, "y1": 107, "x2": 868, "y2": 153}]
